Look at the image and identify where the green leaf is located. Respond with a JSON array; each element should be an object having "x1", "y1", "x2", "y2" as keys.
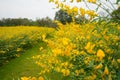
[
  {"x1": 116, "y1": 0, "x2": 120, "y2": 4},
  {"x1": 95, "y1": 3, "x2": 101, "y2": 12}
]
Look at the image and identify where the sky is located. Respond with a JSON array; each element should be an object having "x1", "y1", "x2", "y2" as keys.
[
  {"x1": 0, "y1": 0, "x2": 117, "y2": 20},
  {"x1": 0, "y1": 0, "x2": 57, "y2": 20}
]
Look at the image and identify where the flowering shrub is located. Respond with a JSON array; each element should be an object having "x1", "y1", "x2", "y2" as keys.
[
  {"x1": 31, "y1": 22, "x2": 120, "y2": 80},
  {"x1": 49, "y1": 0, "x2": 98, "y2": 21},
  {"x1": 21, "y1": 76, "x2": 44, "y2": 80},
  {"x1": 49, "y1": 0, "x2": 120, "y2": 22},
  {"x1": 15, "y1": 0, "x2": 120, "y2": 80}
]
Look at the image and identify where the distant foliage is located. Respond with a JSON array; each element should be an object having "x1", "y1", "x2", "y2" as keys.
[
  {"x1": 0, "y1": 17, "x2": 57, "y2": 27},
  {"x1": 0, "y1": 18, "x2": 33, "y2": 26},
  {"x1": 75, "y1": 15, "x2": 88, "y2": 24},
  {"x1": 55, "y1": 9, "x2": 73, "y2": 24},
  {"x1": 36, "y1": 17, "x2": 57, "y2": 27},
  {"x1": 111, "y1": 6, "x2": 120, "y2": 23}
]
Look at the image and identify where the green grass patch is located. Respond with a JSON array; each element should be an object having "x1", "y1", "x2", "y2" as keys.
[{"x1": 0, "y1": 43, "x2": 44, "y2": 80}]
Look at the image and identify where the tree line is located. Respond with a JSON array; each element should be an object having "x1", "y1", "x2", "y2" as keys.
[{"x1": 0, "y1": 17, "x2": 57, "y2": 27}]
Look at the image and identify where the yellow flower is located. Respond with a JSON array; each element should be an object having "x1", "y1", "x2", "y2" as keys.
[
  {"x1": 21, "y1": 76, "x2": 30, "y2": 80},
  {"x1": 80, "y1": 8, "x2": 86, "y2": 16},
  {"x1": 79, "y1": 69, "x2": 85, "y2": 73},
  {"x1": 62, "y1": 38, "x2": 70, "y2": 46},
  {"x1": 75, "y1": 70, "x2": 80, "y2": 76},
  {"x1": 58, "y1": 2, "x2": 63, "y2": 8},
  {"x1": 72, "y1": 50, "x2": 79, "y2": 55},
  {"x1": 39, "y1": 47, "x2": 43, "y2": 51},
  {"x1": 41, "y1": 34, "x2": 46, "y2": 41},
  {"x1": 16, "y1": 48, "x2": 22, "y2": 52},
  {"x1": 61, "y1": 69, "x2": 70, "y2": 76},
  {"x1": 64, "y1": 45, "x2": 72, "y2": 56},
  {"x1": 38, "y1": 76, "x2": 44, "y2": 80},
  {"x1": 31, "y1": 77, "x2": 37, "y2": 80},
  {"x1": 0, "y1": 50, "x2": 6, "y2": 54},
  {"x1": 96, "y1": 49, "x2": 105, "y2": 60},
  {"x1": 55, "y1": 67, "x2": 61, "y2": 72},
  {"x1": 92, "y1": 74, "x2": 97, "y2": 79},
  {"x1": 15, "y1": 54, "x2": 20, "y2": 57},
  {"x1": 86, "y1": 10, "x2": 98, "y2": 19},
  {"x1": 69, "y1": 63, "x2": 73, "y2": 68},
  {"x1": 87, "y1": 0, "x2": 96, "y2": 3},
  {"x1": 95, "y1": 63, "x2": 103, "y2": 69},
  {"x1": 104, "y1": 66, "x2": 109, "y2": 75},
  {"x1": 61, "y1": 62, "x2": 69, "y2": 68},
  {"x1": 85, "y1": 42, "x2": 91, "y2": 50},
  {"x1": 72, "y1": 7, "x2": 78, "y2": 15},
  {"x1": 85, "y1": 42, "x2": 95, "y2": 54},
  {"x1": 52, "y1": 48, "x2": 62, "y2": 56},
  {"x1": 117, "y1": 59, "x2": 120, "y2": 63}
]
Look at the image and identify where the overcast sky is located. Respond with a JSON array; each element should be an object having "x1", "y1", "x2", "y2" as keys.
[
  {"x1": 0, "y1": 0, "x2": 117, "y2": 20},
  {"x1": 0, "y1": 0, "x2": 57, "y2": 20}
]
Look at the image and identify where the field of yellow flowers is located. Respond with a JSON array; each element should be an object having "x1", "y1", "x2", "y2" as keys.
[
  {"x1": 0, "y1": 26, "x2": 55, "y2": 65},
  {"x1": 0, "y1": 22, "x2": 120, "y2": 80}
]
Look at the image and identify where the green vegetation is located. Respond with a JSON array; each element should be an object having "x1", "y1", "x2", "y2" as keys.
[
  {"x1": 0, "y1": 44, "x2": 41, "y2": 80},
  {"x1": 0, "y1": 26, "x2": 55, "y2": 66},
  {"x1": 0, "y1": 17, "x2": 57, "y2": 27}
]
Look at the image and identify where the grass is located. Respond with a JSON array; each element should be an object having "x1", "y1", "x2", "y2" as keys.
[{"x1": 0, "y1": 43, "x2": 44, "y2": 80}]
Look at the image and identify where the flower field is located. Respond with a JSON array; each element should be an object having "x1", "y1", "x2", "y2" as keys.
[
  {"x1": 0, "y1": 22, "x2": 120, "y2": 80},
  {"x1": 0, "y1": 26, "x2": 55, "y2": 65}
]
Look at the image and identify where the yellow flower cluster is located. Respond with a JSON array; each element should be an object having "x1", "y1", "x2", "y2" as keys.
[
  {"x1": 21, "y1": 76, "x2": 44, "y2": 80},
  {"x1": 32, "y1": 22, "x2": 120, "y2": 80},
  {"x1": 61, "y1": 69, "x2": 70, "y2": 76},
  {"x1": 80, "y1": 8, "x2": 86, "y2": 16},
  {"x1": 95, "y1": 63, "x2": 103, "y2": 69},
  {"x1": 104, "y1": 65, "x2": 109, "y2": 75},
  {"x1": 97, "y1": 49, "x2": 105, "y2": 60},
  {"x1": 0, "y1": 26, "x2": 54, "y2": 41},
  {"x1": 85, "y1": 42, "x2": 95, "y2": 54},
  {"x1": 49, "y1": 0, "x2": 98, "y2": 20},
  {"x1": 87, "y1": 0, "x2": 96, "y2": 3}
]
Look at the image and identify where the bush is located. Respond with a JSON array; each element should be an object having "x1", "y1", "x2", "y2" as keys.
[{"x1": 32, "y1": 22, "x2": 120, "y2": 80}]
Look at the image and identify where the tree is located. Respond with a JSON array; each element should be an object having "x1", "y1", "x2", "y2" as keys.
[
  {"x1": 111, "y1": 6, "x2": 120, "y2": 22},
  {"x1": 75, "y1": 15, "x2": 88, "y2": 24},
  {"x1": 54, "y1": 9, "x2": 72, "y2": 24},
  {"x1": 36, "y1": 17, "x2": 57, "y2": 27}
]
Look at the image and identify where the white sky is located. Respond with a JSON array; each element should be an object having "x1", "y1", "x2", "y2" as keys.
[
  {"x1": 0, "y1": 0, "x2": 118, "y2": 20},
  {"x1": 0, "y1": 0, "x2": 57, "y2": 20}
]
